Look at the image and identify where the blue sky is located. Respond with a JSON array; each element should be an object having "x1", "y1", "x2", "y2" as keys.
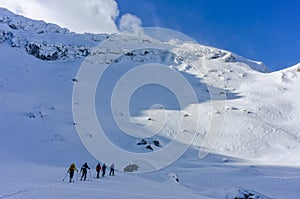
[{"x1": 116, "y1": 0, "x2": 300, "y2": 71}]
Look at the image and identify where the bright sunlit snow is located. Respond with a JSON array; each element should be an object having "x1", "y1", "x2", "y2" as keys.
[{"x1": 1, "y1": 8, "x2": 300, "y2": 199}]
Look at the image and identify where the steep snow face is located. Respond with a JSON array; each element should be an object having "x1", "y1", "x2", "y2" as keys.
[
  {"x1": 1, "y1": 8, "x2": 300, "y2": 199},
  {"x1": 215, "y1": 68, "x2": 300, "y2": 164},
  {"x1": 0, "y1": 7, "x2": 299, "y2": 168}
]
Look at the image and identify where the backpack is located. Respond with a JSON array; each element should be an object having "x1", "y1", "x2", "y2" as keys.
[
  {"x1": 96, "y1": 164, "x2": 101, "y2": 171},
  {"x1": 69, "y1": 164, "x2": 75, "y2": 171}
]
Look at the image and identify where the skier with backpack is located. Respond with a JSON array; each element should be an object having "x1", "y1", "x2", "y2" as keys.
[
  {"x1": 109, "y1": 163, "x2": 115, "y2": 176},
  {"x1": 80, "y1": 162, "x2": 90, "y2": 181},
  {"x1": 96, "y1": 163, "x2": 101, "y2": 178},
  {"x1": 102, "y1": 163, "x2": 107, "y2": 177},
  {"x1": 67, "y1": 162, "x2": 78, "y2": 183}
]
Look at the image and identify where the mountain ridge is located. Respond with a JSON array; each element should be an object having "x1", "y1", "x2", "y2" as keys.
[
  {"x1": 1, "y1": 7, "x2": 300, "y2": 199},
  {"x1": 0, "y1": 7, "x2": 272, "y2": 73}
]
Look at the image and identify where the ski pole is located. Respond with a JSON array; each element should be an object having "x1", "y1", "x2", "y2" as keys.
[
  {"x1": 62, "y1": 171, "x2": 68, "y2": 181},
  {"x1": 75, "y1": 171, "x2": 79, "y2": 182}
]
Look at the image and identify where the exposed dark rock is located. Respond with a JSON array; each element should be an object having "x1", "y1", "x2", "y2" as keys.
[
  {"x1": 146, "y1": 145, "x2": 153, "y2": 150},
  {"x1": 137, "y1": 139, "x2": 147, "y2": 145},
  {"x1": 153, "y1": 140, "x2": 161, "y2": 147}
]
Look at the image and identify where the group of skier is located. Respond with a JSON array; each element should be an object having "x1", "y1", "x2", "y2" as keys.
[{"x1": 66, "y1": 162, "x2": 115, "y2": 183}]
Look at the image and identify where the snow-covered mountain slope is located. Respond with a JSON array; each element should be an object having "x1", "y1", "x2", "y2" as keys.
[
  {"x1": 1, "y1": 8, "x2": 300, "y2": 199},
  {"x1": 0, "y1": 7, "x2": 108, "y2": 61}
]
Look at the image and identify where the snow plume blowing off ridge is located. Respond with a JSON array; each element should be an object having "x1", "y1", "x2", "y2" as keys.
[
  {"x1": 0, "y1": 0, "x2": 142, "y2": 33},
  {"x1": 119, "y1": 13, "x2": 142, "y2": 31}
]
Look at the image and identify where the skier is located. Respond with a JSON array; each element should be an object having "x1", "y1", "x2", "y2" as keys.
[
  {"x1": 80, "y1": 162, "x2": 90, "y2": 181},
  {"x1": 109, "y1": 163, "x2": 115, "y2": 176},
  {"x1": 96, "y1": 163, "x2": 101, "y2": 178},
  {"x1": 102, "y1": 163, "x2": 107, "y2": 177},
  {"x1": 68, "y1": 162, "x2": 78, "y2": 183}
]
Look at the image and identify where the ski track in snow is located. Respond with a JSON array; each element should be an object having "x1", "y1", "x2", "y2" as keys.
[{"x1": 0, "y1": 188, "x2": 34, "y2": 199}]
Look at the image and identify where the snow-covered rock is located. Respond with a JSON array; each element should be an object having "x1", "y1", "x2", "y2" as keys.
[{"x1": 0, "y1": 8, "x2": 109, "y2": 60}]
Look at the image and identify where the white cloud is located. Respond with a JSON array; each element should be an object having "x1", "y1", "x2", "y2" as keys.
[
  {"x1": 119, "y1": 13, "x2": 142, "y2": 32},
  {"x1": 0, "y1": 0, "x2": 120, "y2": 34}
]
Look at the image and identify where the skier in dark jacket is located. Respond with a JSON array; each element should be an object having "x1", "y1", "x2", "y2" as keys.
[
  {"x1": 102, "y1": 163, "x2": 107, "y2": 177},
  {"x1": 80, "y1": 162, "x2": 90, "y2": 181},
  {"x1": 96, "y1": 163, "x2": 101, "y2": 178}
]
